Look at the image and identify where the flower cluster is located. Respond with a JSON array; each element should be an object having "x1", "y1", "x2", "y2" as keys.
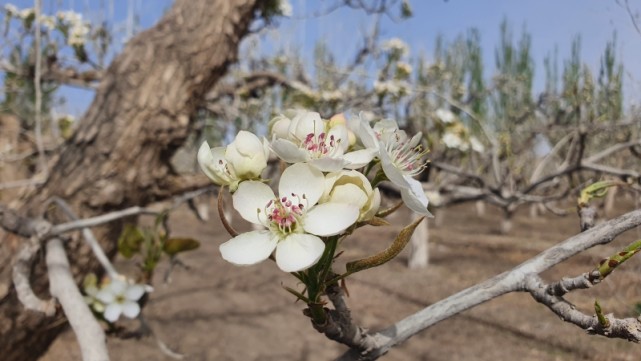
[
  {"x1": 3, "y1": 4, "x2": 90, "y2": 46},
  {"x1": 434, "y1": 108, "x2": 485, "y2": 153},
  {"x1": 198, "y1": 110, "x2": 430, "y2": 273}
]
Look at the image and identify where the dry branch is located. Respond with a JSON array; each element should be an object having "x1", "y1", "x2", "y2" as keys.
[
  {"x1": 46, "y1": 237, "x2": 109, "y2": 361},
  {"x1": 335, "y1": 208, "x2": 641, "y2": 360}
]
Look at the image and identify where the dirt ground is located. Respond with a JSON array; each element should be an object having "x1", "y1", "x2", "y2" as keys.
[{"x1": 41, "y1": 198, "x2": 641, "y2": 361}]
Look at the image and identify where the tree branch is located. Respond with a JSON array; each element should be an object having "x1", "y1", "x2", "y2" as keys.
[
  {"x1": 46, "y1": 237, "x2": 109, "y2": 361},
  {"x1": 336, "y1": 208, "x2": 641, "y2": 360}
]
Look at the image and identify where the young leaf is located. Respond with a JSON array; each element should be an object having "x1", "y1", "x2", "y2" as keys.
[
  {"x1": 346, "y1": 217, "x2": 425, "y2": 274},
  {"x1": 163, "y1": 238, "x2": 201, "y2": 256},
  {"x1": 117, "y1": 224, "x2": 145, "y2": 259}
]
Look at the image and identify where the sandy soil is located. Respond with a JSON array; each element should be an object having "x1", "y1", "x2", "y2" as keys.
[{"x1": 41, "y1": 199, "x2": 641, "y2": 361}]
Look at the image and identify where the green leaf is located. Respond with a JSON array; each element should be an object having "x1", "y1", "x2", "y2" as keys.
[
  {"x1": 578, "y1": 180, "x2": 624, "y2": 208},
  {"x1": 162, "y1": 238, "x2": 201, "y2": 256},
  {"x1": 117, "y1": 224, "x2": 145, "y2": 259},
  {"x1": 346, "y1": 217, "x2": 425, "y2": 274}
]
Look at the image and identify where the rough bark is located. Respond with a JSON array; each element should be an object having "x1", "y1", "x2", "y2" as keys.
[{"x1": 0, "y1": 1, "x2": 259, "y2": 360}]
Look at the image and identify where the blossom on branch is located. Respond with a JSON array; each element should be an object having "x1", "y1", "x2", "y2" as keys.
[
  {"x1": 86, "y1": 278, "x2": 151, "y2": 323},
  {"x1": 357, "y1": 117, "x2": 432, "y2": 216},
  {"x1": 270, "y1": 110, "x2": 375, "y2": 172},
  {"x1": 220, "y1": 163, "x2": 360, "y2": 272},
  {"x1": 198, "y1": 130, "x2": 270, "y2": 191}
]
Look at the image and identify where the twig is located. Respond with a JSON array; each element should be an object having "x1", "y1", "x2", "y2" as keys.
[
  {"x1": 46, "y1": 237, "x2": 110, "y2": 361},
  {"x1": 33, "y1": 0, "x2": 47, "y2": 177},
  {"x1": 336, "y1": 208, "x2": 641, "y2": 360},
  {"x1": 12, "y1": 235, "x2": 56, "y2": 315},
  {"x1": 50, "y1": 206, "x2": 158, "y2": 236},
  {"x1": 48, "y1": 197, "x2": 119, "y2": 279},
  {"x1": 524, "y1": 274, "x2": 641, "y2": 342}
]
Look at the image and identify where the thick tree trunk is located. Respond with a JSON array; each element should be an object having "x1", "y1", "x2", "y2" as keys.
[{"x1": 0, "y1": 1, "x2": 258, "y2": 360}]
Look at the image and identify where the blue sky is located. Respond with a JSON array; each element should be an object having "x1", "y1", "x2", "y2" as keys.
[{"x1": 2, "y1": 0, "x2": 640, "y2": 116}]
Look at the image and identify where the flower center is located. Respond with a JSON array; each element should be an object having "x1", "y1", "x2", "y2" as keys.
[
  {"x1": 302, "y1": 132, "x2": 340, "y2": 158},
  {"x1": 216, "y1": 158, "x2": 235, "y2": 181},
  {"x1": 263, "y1": 193, "x2": 306, "y2": 235},
  {"x1": 386, "y1": 132, "x2": 429, "y2": 177}
]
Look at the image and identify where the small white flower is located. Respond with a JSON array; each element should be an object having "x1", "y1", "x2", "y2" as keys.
[
  {"x1": 94, "y1": 279, "x2": 150, "y2": 323},
  {"x1": 56, "y1": 10, "x2": 82, "y2": 24},
  {"x1": 382, "y1": 38, "x2": 409, "y2": 57},
  {"x1": 357, "y1": 118, "x2": 432, "y2": 216},
  {"x1": 4, "y1": 4, "x2": 18, "y2": 16},
  {"x1": 270, "y1": 111, "x2": 375, "y2": 172},
  {"x1": 442, "y1": 131, "x2": 467, "y2": 151},
  {"x1": 220, "y1": 163, "x2": 360, "y2": 272},
  {"x1": 277, "y1": 0, "x2": 293, "y2": 17},
  {"x1": 18, "y1": 8, "x2": 34, "y2": 20},
  {"x1": 396, "y1": 62, "x2": 413, "y2": 78},
  {"x1": 198, "y1": 131, "x2": 270, "y2": 191},
  {"x1": 40, "y1": 15, "x2": 56, "y2": 30},
  {"x1": 322, "y1": 170, "x2": 381, "y2": 221},
  {"x1": 68, "y1": 22, "x2": 90, "y2": 46},
  {"x1": 435, "y1": 108, "x2": 456, "y2": 124}
]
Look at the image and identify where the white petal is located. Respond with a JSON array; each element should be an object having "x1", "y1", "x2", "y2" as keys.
[
  {"x1": 279, "y1": 163, "x2": 324, "y2": 207},
  {"x1": 219, "y1": 231, "x2": 278, "y2": 266},
  {"x1": 95, "y1": 289, "x2": 115, "y2": 304},
  {"x1": 343, "y1": 148, "x2": 377, "y2": 169},
  {"x1": 121, "y1": 301, "x2": 141, "y2": 319},
  {"x1": 226, "y1": 131, "x2": 268, "y2": 178},
  {"x1": 233, "y1": 181, "x2": 274, "y2": 225},
  {"x1": 308, "y1": 157, "x2": 348, "y2": 172},
  {"x1": 379, "y1": 145, "x2": 410, "y2": 188},
  {"x1": 125, "y1": 285, "x2": 146, "y2": 301},
  {"x1": 103, "y1": 303, "x2": 122, "y2": 322},
  {"x1": 271, "y1": 139, "x2": 307, "y2": 163},
  {"x1": 357, "y1": 119, "x2": 379, "y2": 149},
  {"x1": 329, "y1": 183, "x2": 368, "y2": 209},
  {"x1": 291, "y1": 111, "x2": 324, "y2": 140},
  {"x1": 275, "y1": 234, "x2": 325, "y2": 272},
  {"x1": 303, "y1": 202, "x2": 359, "y2": 236},
  {"x1": 197, "y1": 142, "x2": 231, "y2": 185},
  {"x1": 400, "y1": 177, "x2": 433, "y2": 217},
  {"x1": 361, "y1": 188, "x2": 381, "y2": 221}
]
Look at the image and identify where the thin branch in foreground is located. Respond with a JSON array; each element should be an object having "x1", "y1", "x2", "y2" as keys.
[
  {"x1": 49, "y1": 206, "x2": 158, "y2": 236},
  {"x1": 524, "y1": 274, "x2": 641, "y2": 342},
  {"x1": 12, "y1": 236, "x2": 56, "y2": 316},
  {"x1": 47, "y1": 197, "x2": 120, "y2": 279},
  {"x1": 335, "y1": 208, "x2": 641, "y2": 360},
  {"x1": 46, "y1": 237, "x2": 109, "y2": 361}
]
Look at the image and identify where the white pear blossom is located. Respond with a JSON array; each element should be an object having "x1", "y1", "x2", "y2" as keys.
[
  {"x1": 357, "y1": 117, "x2": 432, "y2": 216},
  {"x1": 395, "y1": 62, "x2": 413, "y2": 78},
  {"x1": 373, "y1": 79, "x2": 410, "y2": 97},
  {"x1": 94, "y1": 279, "x2": 150, "y2": 323},
  {"x1": 442, "y1": 131, "x2": 467, "y2": 151},
  {"x1": 68, "y1": 22, "x2": 90, "y2": 46},
  {"x1": 270, "y1": 111, "x2": 375, "y2": 172},
  {"x1": 4, "y1": 4, "x2": 18, "y2": 16},
  {"x1": 435, "y1": 108, "x2": 456, "y2": 124},
  {"x1": 39, "y1": 15, "x2": 56, "y2": 30},
  {"x1": 198, "y1": 130, "x2": 270, "y2": 191},
  {"x1": 381, "y1": 38, "x2": 410, "y2": 57},
  {"x1": 322, "y1": 170, "x2": 381, "y2": 221},
  {"x1": 18, "y1": 8, "x2": 34, "y2": 20},
  {"x1": 277, "y1": 0, "x2": 293, "y2": 17},
  {"x1": 220, "y1": 163, "x2": 360, "y2": 272}
]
